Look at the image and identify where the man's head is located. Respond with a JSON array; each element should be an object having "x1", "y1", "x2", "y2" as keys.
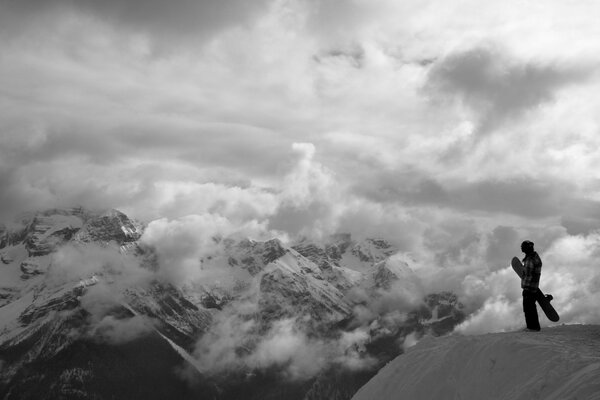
[{"x1": 521, "y1": 240, "x2": 535, "y2": 254}]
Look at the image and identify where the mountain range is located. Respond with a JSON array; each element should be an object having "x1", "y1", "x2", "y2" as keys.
[{"x1": 0, "y1": 208, "x2": 465, "y2": 399}]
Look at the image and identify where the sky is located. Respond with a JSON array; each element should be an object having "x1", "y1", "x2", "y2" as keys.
[{"x1": 2, "y1": 0, "x2": 600, "y2": 333}]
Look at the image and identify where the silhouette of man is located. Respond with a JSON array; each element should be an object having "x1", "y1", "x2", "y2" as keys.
[{"x1": 521, "y1": 240, "x2": 542, "y2": 331}]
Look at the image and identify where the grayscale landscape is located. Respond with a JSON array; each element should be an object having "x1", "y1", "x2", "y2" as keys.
[{"x1": 1, "y1": 1, "x2": 600, "y2": 399}]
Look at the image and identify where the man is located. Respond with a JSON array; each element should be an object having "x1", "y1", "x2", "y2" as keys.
[{"x1": 521, "y1": 240, "x2": 542, "y2": 331}]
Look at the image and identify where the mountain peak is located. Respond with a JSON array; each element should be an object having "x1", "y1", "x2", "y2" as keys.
[
  {"x1": 0, "y1": 207, "x2": 143, "y2": 254},
  {"x1": 352, "y1": 325, "x2": 600, "y2": 400},
  {"x1": 74, "y1": 208, "x2": 143, "y2": 245}
]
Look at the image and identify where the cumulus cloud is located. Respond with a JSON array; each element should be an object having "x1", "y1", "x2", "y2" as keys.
[
  {"x1": 455, "y1": 295, "x2": 521, "y2": 335},
  {"x1": 140, "y1": 214, "x2": 270, "y2": 284},
  {"x1": 2, "y1": 0, "x2": 599, "y2": 245},
  {"x1": 269, "y1": 142, "x2": 348, "y2": 239},
  {"x1": 541, "y1": 233, "x2": 600, "y2": 323},
  {"x1": 281, "y1": 143, "x2": 321, "y2": 207}
]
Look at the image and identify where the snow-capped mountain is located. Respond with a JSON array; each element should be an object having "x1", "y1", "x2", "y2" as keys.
[
  {"x1": 0, "y1": 209, "x2": 212, "y2": 399},
  {"x1": 0, "y1": 208, "x2": 465, "y2": 400},
  {"x1": 351, "y1": 325, "x2": 600, "y2": 400}
]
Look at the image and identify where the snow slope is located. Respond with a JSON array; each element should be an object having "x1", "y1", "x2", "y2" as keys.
[{"x1": 352, "y1": 325, "x2": 600, "y2": 400}]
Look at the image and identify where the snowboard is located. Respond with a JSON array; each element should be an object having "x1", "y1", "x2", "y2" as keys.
[{"x1": 511, "y1": 257, "x2": 560, "y2": 322}]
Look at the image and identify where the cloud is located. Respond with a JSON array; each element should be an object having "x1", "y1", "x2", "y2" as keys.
[
  {"x1": 80, "y1": 283, "x2": 155, "y2": 344},
  {"x1": 43, "y1": 242, "x2": 159, "y2": 343},
  {"x1": 140, "y1": 214, "x2": 270, "y2": 284},
  {"x1": 49, "y1": 243, "x2": 152, "y2": 286},
  {"x1": 455, "y1": 295, "x2": 521, "y2": 335},
  {"x1": 281, "y1": 143, "x2": 322, "y2": 207},
  {"x1": 427, "y1": 46, "x2": 594, "y2": 135},
  {"x1": 445, "y1": 179, "x2": 565, "y2": 218},
  {"x1": 246, "y1": 319, "x2": 327, "y2": 380},
  {"x1": 0, "y1": 3, "x2": 317, "y2": 222},
  {"x1": 2, "y1": 0, "x2": 598, "y2": 248},
  {"x1": 269, "y1": 142, "x2": 347, "y2": 239},
  {"x1": 541, "y1": 233, "x2": 600, "y2": 323},
  {"x1": 193, "y1": 308, "x2": 375, "y2": 381},
  {"x1": 135, "y1": 181, "x2": 279, "y2": 222},
  {"x1": 356, "y1": 169, "x2": 600, "y2": 226},
  {"x1": 1, "y1": 0, "x2": 271, "y2": 43},
  {"x1": 485, "y1": 226, "x2": 520, "y2": 272},
  {"x1": 90, "y1": 315, "x2": 155, "y2": 345},
  {"x1": 455, "y1": 231, "x2": 600, "y2": 334}
]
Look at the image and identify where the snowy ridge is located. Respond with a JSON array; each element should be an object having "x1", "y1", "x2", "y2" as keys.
[
  {"x1": 258, "y1": 251, "x2": 353, "y2": 327},
  {"x1": 351, "y1": 325, "x2": 600, "y2": 400}
]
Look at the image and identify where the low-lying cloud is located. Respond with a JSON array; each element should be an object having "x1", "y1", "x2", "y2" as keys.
[
  {"x1": 48, "y1": 243, "x2": 157, "y2": 344},
  {"x1": 49, "y1": 244, "x2": 151, "y2": 284},
  {"x1": 193, "y1": 309, "x2": 375, "y2": 381},
  {"x1": 87, "y1": 310, "x2": 155, "y2": 345},
  {"x1": 141, "y1": 213, "x2": 269, "y2": 284}
]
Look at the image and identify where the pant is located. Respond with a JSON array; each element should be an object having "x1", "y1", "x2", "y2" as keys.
[{"x1": 523, "y1": 289, "x2": 541, "y2": 330}]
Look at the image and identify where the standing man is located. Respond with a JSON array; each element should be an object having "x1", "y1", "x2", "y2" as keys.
[{"x1": 521, "y1": 240, "x2": 542, "y2": 331}]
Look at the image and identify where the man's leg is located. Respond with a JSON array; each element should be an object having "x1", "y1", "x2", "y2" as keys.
[{"x1": 523, "y1": 289, "x2": 541, "y2": 331}]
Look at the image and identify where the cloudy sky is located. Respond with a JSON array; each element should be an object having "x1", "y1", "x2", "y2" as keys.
[{"x1": 2, "y1": 0, "x2": 600, "y2": 330}]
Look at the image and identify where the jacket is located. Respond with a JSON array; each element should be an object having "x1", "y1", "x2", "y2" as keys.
[{"x1": 521, "y1": 251, "x2": 542, "y2": 290}]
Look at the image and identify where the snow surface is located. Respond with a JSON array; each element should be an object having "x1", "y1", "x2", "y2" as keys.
[{"x1": 352, "y1": 325, "x2": 600, "y2": 400}]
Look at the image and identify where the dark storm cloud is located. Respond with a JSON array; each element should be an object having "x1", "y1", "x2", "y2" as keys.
[
  {"x1": 2, "y1": 0, "x2": 271, "y2": 40},
  {"x1": 426, "y1": 46, "x2": 594, "y2": 135}
]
